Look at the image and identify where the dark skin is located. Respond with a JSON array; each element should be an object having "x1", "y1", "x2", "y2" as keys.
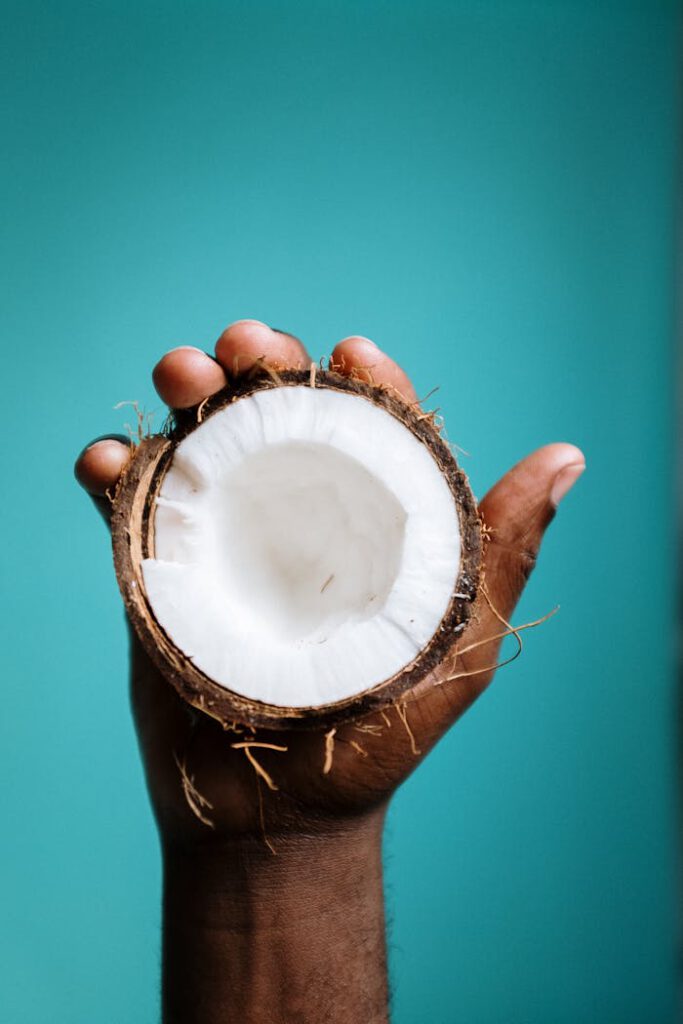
[{"x1": 75, "y1": 320, "x2": 585, "y2": 1023}]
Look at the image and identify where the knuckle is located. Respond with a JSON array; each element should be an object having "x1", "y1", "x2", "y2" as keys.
[{"x1": 517, "y1": 546, "x2": 538, "y2": 581}]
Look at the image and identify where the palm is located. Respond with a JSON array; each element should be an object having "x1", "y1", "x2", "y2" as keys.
[
  {"x1": 130, "y1": 507, "x2": 539, "y2": 849},
  {"x1": 130, "y1": 634, "x2": 421, "y2": 842}
]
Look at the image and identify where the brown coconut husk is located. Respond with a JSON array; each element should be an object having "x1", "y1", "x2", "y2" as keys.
[{"x1": 111, "y1": 367, "x2": 482, "y2": 731}]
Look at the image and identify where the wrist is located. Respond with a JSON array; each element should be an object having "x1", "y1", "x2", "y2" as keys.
[{"x1": 161, "y1": 810, "x2": 389, "y2": 1024}]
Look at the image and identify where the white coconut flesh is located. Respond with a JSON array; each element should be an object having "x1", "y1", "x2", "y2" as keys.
[{"x1": 141, "y1": 385, "x2": 462, "y2": 709}]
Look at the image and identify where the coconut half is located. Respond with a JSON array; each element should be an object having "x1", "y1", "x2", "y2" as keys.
[{"x1": 112, "y1": 369, "x2": 482, "y2": 729}]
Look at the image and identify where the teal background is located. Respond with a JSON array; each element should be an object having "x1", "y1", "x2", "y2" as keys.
[{"x1": 1, "y1": 1, "x2": 680, "y2": 1021}]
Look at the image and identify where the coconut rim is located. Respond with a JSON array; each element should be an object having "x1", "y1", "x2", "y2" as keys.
[{"x1": 111, "y1": 368, "x2": 482, "y2": 731}]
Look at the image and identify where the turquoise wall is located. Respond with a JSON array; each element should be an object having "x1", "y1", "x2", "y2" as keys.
[{"x1": 1, "y1": 2, "x2": 680, "y2": 1021}]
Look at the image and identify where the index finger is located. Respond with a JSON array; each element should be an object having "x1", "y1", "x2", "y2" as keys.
[{"x1": 330, "y1": 336, "x2": 418, "y2": 403}]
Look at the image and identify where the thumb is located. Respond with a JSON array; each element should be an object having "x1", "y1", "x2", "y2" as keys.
[
  {"x1": 478, "y1": 442, "x2": 585, "y2": 622},
  {"x1": 444, "y1": 441, "x2": 585, "y2": 703},
  {"x1": 403, "y1": 442, "x2": 585, "y2": 751}
]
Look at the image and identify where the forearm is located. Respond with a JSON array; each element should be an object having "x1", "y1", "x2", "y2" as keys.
[{"x1": 161, "y1": 810, "x2": 389, "y2": 1024}]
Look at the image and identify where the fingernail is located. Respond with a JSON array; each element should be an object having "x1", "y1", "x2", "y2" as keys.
[
  {"x1": 550, "y1": 462, "x2": 585, "y2": 507},
  {"x1": 83, "y1": 436, "x2": 127, "y2": 454}
]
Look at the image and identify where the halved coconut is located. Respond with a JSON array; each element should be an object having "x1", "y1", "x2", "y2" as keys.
[{"x1": 112, "y1": 369, "x2": 482, "y2": 730}]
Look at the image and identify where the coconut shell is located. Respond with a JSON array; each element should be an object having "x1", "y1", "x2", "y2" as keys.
[{"x1": 111, "y1": 368, "x2": 482, "y2": 730}]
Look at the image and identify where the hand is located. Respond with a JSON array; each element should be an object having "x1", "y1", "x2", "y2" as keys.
[
  {"x1": 75, "y1": 320, "x2": 584, "y2": 1024},
  {"x1": 76, "y1": 318, "x2": 584, "y2": 843}
]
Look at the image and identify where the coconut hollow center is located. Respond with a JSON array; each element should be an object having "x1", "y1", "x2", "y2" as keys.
[{"x1": 210, "y1": 441, "x2": 406, "y2": 641}]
